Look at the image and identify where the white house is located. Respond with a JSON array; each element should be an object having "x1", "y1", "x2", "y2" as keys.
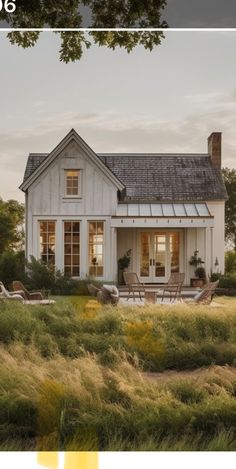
[{"x1": 20, "y1": 129, "x2": 227, "y2": 284}]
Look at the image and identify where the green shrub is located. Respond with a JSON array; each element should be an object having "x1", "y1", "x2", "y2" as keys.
[
  {"x1": 26, "y1": 256, "x2": 104, "y2": 295},
  {"x1": 26, "y1": 256, "x2": 57, "y2": 292},
  {"x1": 210, "y1": 272, "x2": 222, "y2": 282},
  {"x1": 218, "y1": 273, "x2": 236, "y2": 289},
  {"x1": 225, "y1": 251, "x2": 236, "y2": 273},
  {"x1": 0, "y1": 250, "x2": 27, "y2": 288}
]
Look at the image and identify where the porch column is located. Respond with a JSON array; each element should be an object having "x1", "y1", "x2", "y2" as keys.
[
  {"x1": 80, "y1": 218, "x2": 87, "y2": 278},
  {"x1": 111, "y1": 227, "x2": 117, "y2": 282},
  {"x1": 55, "y1": 218, "x2": 63, "y2": 272},
  {"x1": 204, "y1": 226, "x2": 212, "y2": 278}
]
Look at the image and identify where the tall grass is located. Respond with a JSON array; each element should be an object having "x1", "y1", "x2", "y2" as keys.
[
  {"x1": 0, "y1": 297, "x2": 236, "y2": 450},
  {"x1": 0, "y1": 344, "x2": 235, "y2": 450},
  {"x1": 1, "y1": 298, "x2": 236, "y2": 370}
]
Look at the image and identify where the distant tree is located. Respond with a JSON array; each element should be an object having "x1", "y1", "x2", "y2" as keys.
[
  {"x1": 0, "y1": 0, "x2": 167, "y2": 62},
  {"x1": 222, "y1": 168, "x2": 236, "y2": 250},
  {"x1": 0, "y1": 198, "x2": 25, "y2": 252}
]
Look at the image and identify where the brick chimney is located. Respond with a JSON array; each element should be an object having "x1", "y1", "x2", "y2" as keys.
[{"x1": 208, "y1": 132, "x2": 222, "y2": 168}]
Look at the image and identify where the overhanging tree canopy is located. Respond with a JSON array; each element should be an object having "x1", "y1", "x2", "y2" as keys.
[
  {"x1": 0, "y1": 1, "x2": 167, "y2": 62},
  {"x1": 1, "y1": 0, "x2": 167, "y2": 28}
]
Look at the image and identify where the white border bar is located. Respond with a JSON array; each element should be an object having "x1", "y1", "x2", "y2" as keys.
[{"x1": 1, "y1": 28, "x2": 236, "y2": 32}]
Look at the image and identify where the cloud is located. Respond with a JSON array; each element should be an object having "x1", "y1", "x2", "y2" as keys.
[
  {"x1": 1, "y1": 99, "x2": 236, "y2": 201},
  {"x1": 163, "y1": 0, "x2": 236, "y2": 27}
]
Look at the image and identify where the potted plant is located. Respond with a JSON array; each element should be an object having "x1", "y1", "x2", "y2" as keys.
[
  {"x1": 118, "y1": 249, "x2": 131, "y2": 284},
  {"x1": 189, "y1": 250, "x2": 206, "y2": 287}
]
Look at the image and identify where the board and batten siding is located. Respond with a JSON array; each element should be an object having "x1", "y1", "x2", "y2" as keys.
[
  {"x1": 26, "y1": 140, "x2": 119, "y2": 281},
  {"x1": 184, "y1": 201, "x2": 224, "y2": 282}
]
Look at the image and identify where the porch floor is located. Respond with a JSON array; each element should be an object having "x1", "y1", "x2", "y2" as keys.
[{"x1": 118, "y1": 285, "x2": 199, "y2": 301}]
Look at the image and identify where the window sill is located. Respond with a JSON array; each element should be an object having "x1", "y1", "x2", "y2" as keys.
[{"x1": 63, "y1": 196, "x2": 82, "y2": 201}]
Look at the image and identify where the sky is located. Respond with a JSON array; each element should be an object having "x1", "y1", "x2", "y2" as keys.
[
  {"x1": 1, "y1": 30, "x2": 236, "y2": 202},
  {"x1": 164, "y1": 0, "x2": 236, "y2": 27}
]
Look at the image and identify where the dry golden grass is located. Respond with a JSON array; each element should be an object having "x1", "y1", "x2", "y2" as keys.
[{"x1": 0, "y1": 296, "x2": 236, "y2": 450}]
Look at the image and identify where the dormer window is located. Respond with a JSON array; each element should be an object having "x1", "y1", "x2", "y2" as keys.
[{"x1": 65, "y1": 170, "x2": 81, "y2": 197}]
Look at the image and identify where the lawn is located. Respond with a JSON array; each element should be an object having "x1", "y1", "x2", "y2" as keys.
[{"x1": 0, "y1": 295, "x2": 235, "y2": 451}]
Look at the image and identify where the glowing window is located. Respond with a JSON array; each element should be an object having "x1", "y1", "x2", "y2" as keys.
[
  {"x1": 88, "y1": 221, "x2": 104, "y2": 277},
  {"x1": 39, "y1": 221, "x2": 56, "y2": 266},
  {"x1": 64, "y1": 221, "x2": 80, "y2": 277},
  {"x1": 65, "y1": 170, "x2": 80, "y2": 196}
]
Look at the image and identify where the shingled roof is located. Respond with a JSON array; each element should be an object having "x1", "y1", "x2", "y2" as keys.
[
  {"x1": 98, "y1": 153, "x2": 227, "y2": 202},
  {"x1": 23, "y1": 153, "x2": 48, "y2": 182},
  {"x1": 23, "y1": 151, "x2": 227, "y2": 202}
]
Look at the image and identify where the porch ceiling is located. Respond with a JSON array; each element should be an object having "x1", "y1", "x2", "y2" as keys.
[{"x1": 111, "y1": 203, "x2": 214, "y2": 228}]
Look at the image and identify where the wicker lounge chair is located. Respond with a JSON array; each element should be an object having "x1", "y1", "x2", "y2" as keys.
[
  {"x1": 185, "y1": 280, "x2": 219, "y2": 305},
  {"x1": 1, "y1": 282, "x2": 55, "y2": 306},
  {"x1": 161, "y1": 273, "x2": 185, "y2": 302},
  {"x1": 0, "y1": 281, "x2": 24, "y2": 302},
  {"x1": 123, "y1": 272, "x2": 146, "y2": 301},
  {"x1": 12, "y1": 281, "x2": 44, "y2": 301}
]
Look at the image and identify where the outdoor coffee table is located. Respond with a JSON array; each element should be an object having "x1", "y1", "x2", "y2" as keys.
[{"x1": 144, "y1": 290, "x2": 159, "y2": 304}]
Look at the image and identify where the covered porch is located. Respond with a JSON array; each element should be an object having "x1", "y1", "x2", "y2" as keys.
[{"x1": 111, "y1": 202, "x2": 214, "y2": 286}]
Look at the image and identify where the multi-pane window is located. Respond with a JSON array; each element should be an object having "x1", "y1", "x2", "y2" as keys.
[
  {"x1": 65, "y1": 170, "x2": 80, "y2": 196},
  {"x1": 64, "y1": 222, "x2": 80, "y2": 277},
  {"x1": 39, "y1": 221, "x2": 56, "y2": 266},
  {"x1": 88, "y1": 221, "x2": 104, "y2": 277}
]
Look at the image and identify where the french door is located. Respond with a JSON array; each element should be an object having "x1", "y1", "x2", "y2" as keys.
[{"x1": 139, "y1": 231, "x2": 180, "y2": 283}]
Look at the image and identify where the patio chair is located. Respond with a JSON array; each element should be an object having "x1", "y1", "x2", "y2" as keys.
[
  {"x1": 88, "y1": 283, "x2": 119, "y2": 305},
  {"x1": 0, "y1": 281, "x2": 24, "y2": 302},
  {"x1": 185, "y1": 280, "x2": 219, "y2": 305},
  {"x1": 161, "y1": 273, "x2": 185, "y2": 302},
  {"x1": 123, "y1": 272, "x2": 146, "y2": 302},
  {"x1": 12, "y1": 281, "x2": 44, "y2": 301}
]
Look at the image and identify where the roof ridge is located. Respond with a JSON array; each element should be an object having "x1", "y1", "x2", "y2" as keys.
[
  {"x1": 29, "y1": 152, "x2": 49, "y2": 156},
  {"x1": 98, "y1": 153, "x2": 209, "y2": 157}
]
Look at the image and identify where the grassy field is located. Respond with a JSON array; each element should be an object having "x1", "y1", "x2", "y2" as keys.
[{"x1": 0, "y1": 295, "x2": 235, "y2": 450}]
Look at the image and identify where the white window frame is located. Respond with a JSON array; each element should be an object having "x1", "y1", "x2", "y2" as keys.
[
  {"x1": 64, "y1": 170, "x2": 82, "y2": 198},
  {"x1": 38, "y1": 220, "x2": 56, "y2": 267},
  {"x1": 88, "y1": 221, "x2": 105, "y2": 279},
  {"x1": 63, "y1": 220, "x2": 81, "y2": 278}
]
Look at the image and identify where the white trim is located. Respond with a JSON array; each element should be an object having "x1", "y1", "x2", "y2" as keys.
[
  {"x1": 63, "y1": 220, "x2": 81, "y2": 278},
  {"x1": 137, "y1": 229, "x2": 184, "y2": 283},
  {"x1": 20, "y1": 129, "x2": 124, "y2": 192},
  {"x1": 111, "y1": 218, "x2": 214, "y2": 228},
  {"x1": 64, "y1": 169, "x2": 82, "y2": 198},
  {"x1": 87, "y1": 220, "x2": 106, "y2": 281}
]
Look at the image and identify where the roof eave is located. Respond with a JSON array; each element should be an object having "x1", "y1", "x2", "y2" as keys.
[{"x1": 20, "y1": 129, "x2": 124, "y2": 192}]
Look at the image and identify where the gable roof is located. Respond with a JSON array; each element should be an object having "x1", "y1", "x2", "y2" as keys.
[
  {"x1": 20, "y1": 129, "x2": 124, "y2": 192},
  {"x1": 21, "y1": 131, "x2": 227, "y2": 201},
  {"x1": 98, "y1": 153, "x2": 227, "y2": 202}
]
